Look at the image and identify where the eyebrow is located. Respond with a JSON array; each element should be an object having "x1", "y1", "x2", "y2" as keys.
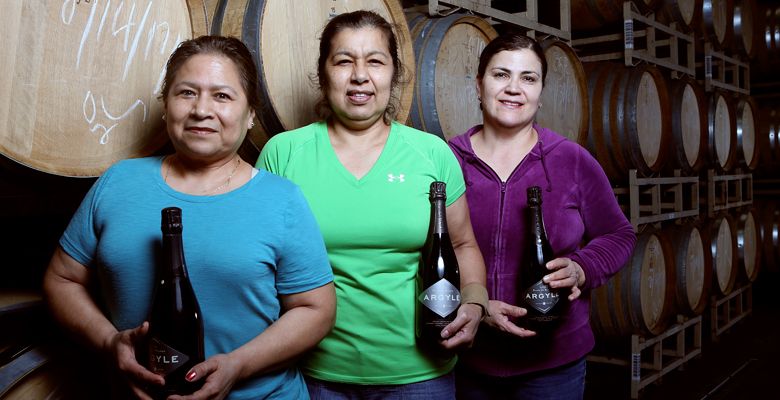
[
  {"x1": 332, "y1": 49, "x2": 390, "y2": 58},
  {"x1": 490, "y1": 67, "x2": 540, "y2": 76},
  {"x1": 175, "y1": 81, "x2": 238, "y2": 93}
]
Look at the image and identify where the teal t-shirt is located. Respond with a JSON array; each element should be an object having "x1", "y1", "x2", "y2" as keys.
[
  {"x1": 60, "y1": 156, "x2": 332, "y2": 400},
  {"x1": 258, "y1": 121, "x2": 466, "y2": 384}
]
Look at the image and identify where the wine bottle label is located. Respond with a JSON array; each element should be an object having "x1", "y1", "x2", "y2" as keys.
[
  {"x1": 148, "y1": 337, "x2": 190, "y2": 377},
  {"x1": 523, "y1": 279, "x2": 559, "y2": 314},
  {"x1": 419, "y1": 278, "x2": 461, "y2": 317}
]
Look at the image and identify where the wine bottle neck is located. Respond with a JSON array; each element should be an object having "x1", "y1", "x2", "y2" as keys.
[
  {"x1": 529, "y1": 205, "x2": 546, "y2": 240},
  {"x1": 430, "y1": 198, "x2": 448, "y2": 234},
  {"x1": 163, "y1": 232, "x2": 188, "y2": 278}
]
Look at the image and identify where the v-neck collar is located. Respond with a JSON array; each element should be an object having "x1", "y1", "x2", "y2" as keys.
[{"x1": 318, "y1": 122, "x2": 396, "y2": 186}]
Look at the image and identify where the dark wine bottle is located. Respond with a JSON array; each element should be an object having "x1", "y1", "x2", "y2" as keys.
[
  {"x1": 519, "y1": 186, "x2": 566, "y2": 332},
  {"x1": 145, "y1": 207, "x2": 205, "y2": 397},
  {"x1": 416, "y1": 181, "x2": 461, "y2": 348}
]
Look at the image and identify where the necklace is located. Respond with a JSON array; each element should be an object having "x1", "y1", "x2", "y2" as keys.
[{"x1": 164, "y1": 155, "x2": 241, "y2": 194}]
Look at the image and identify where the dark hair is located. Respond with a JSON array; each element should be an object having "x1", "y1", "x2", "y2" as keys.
[
  {"x1": 477, "y1": 33, "x2": 547, "y2": 85},
  {"x1": 160, "y1": 36, "x2": 260, "y2": 114},
  {"x1": 315, "y1": 10, "x2": 404, "y2": 124}
]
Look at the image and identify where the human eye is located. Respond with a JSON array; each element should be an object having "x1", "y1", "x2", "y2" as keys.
[
  {"x1": 178, "y1": 89, "x2": 196, "y2": 97},
  {"x1": 215, "y1": 92, "x2": 233, "y2": 101},
  {"x1": 493, "y1": 71, "x2": 509, "y2": 79},
  {"x1": 523, "y1": 75, "x2": 538, "y2": 83},
  {"x1": 333, "y1": 56, "x2": 352, "y2": 65}
]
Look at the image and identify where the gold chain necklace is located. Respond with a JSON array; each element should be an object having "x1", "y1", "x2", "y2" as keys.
[{"x1": 164, "y1": 155, "x2": 241, "y2": 195}]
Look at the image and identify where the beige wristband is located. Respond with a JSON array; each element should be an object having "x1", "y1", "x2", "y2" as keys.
[{"x1": 461, "y1": 283, "x2": 490, "y2": 319}]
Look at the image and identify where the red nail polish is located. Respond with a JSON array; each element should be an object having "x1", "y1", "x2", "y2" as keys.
[{"x1": 186, "y1": 371, "x2": 197, "y2": 381}]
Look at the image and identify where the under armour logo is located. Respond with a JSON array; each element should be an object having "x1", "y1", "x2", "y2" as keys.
[{"x1": 388, "y1": 173, "x2": 405, "y2": 183}]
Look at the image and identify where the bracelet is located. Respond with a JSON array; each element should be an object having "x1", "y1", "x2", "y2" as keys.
[{"x1": 461, "y1": 283, "x2": 489, "y2": 320}]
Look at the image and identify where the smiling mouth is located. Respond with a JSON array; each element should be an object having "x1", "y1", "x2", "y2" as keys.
[
  {"x1": 347, "y1": 91, "x2": 373, "y2": 103},
  {"x1": 500, "y1": 100, "x2": 523, "y2": 107},
  {"x1": 187, "y1": 127, "x2": 217, "y2": 134}
]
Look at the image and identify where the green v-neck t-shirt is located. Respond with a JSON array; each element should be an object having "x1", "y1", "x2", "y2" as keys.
[{"x1": 258, "y1": 121, "x2": 465, "y2": 384}]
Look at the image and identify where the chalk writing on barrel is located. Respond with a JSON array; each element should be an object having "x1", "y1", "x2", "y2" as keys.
[
  {"x1": 83, "y1": 90, "x2": 147, "y2": 144},
  {"x1": 60, "y1": 0, "x2": 185, "y2": 144}
]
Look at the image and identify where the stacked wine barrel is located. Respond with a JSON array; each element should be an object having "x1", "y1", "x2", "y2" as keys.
[{"x1": 562, "y1": 0, "x2": 775, "y2": 342}]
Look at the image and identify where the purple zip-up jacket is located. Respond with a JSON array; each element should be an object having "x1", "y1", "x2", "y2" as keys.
[{"x1": 449, "y1": 124, "x2": 636, "y2": 376}]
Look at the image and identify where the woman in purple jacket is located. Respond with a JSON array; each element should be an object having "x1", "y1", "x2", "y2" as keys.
[{"x1": 448, "y1": 33, "x2": 637, "y2": 399}]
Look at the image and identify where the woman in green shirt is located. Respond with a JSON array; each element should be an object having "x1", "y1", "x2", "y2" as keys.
[{"x1": 258, "y1": 10, "x2": 488, "y2": 399}]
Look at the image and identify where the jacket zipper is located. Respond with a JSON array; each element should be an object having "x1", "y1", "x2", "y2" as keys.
[
  {"x1": 462, "y1": 144, "x2": 535, "y2": 300},
  {"x1": 484, "y1": 161, "x2": 531, "y2": 301},
  {"x1": 494, "y1": 180, "x2": 507, "y2": 300}
]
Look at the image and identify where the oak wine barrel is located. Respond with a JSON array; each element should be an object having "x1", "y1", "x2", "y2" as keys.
[
  {"x1": 0, "y1": 291, "x2": 112, "y2": 399},
  {"x1": 0, "y1": 291, "x2": 45, "y2": 362},
  {"x1": 0, "y1": 291, "x2": 45, "y2": 399},
  {"x1": 0, "y1": 346, "x2": 111, "y2": 400},
  {"x1": 700, "y1": 0, "x2": 734, "y2": 51},
  {"x1": 665, "y1": 76, "x2": 708, "y2": 174},
  {"x1": 536, "y1": 39, "x2": 589, "y2": 146},
  {"x1": 768, "y1": 6, "x2": 780, "y2": 54},
  {"x1": 658, "y1": 223, "x2": 711, "y2": 316},
  {"x1": 211, "y1": 0, "x2": 415, "y2": 145},
  {"x1": 771, "y1": 7, "x2": 780, "y2": 57},
  {"x1": 0, "y1": 1, "x2": 195, "y2": 177},
  {"x1": 0, "y1": 291, "x2": 42, "y2": 316},
  {"x1": 707, "y1": 90, "x2": 738, "y2": 172},
  {"x1": 735, "y1": 96, "x2": 759, "y2": 170},
  {"x1": 658, "y1": 0, "x2": 703, "y2": 33},
  {"x1": 709, "y1": 214, "x2": 738, "y2": 296},
  {"x1": 186, "y1": 0, "x2": 220, "y2": 36},
  {"x1": 733, "y1": 0, "x2": 758, "y2": 58},
  {"x1": 634, "y1": 0, "x2": 666, "y2": 13},
  {"x1": 591, "y1": 229, "x2": 675, "y2": 338},
  {"x1": 757, "y1": 106, "x2": 780, "y2": 173},
  {"x1": 755, "y1": 199, "x2": 780, "y2": 273},
  {"x1": 735, "y1": 208, "x2": 762, "y2": 282},
  {"x1": 767, "y1": 7, "x2": 780, "y2": 58},
  {"x1": 0, "y1": 347, "x2": 49, "y2": 400},
  {"x1": 188, "y1": 0, "x2": 269, "y2": 163},
  {"x1": 569, "y1": 0, "x2": 663, "y2": 32},
  {"x1": 406, "y1": 13, "x2": 496, "y2": 140},
  {"x1": 585, "y1": 62, "x2": 671, "y2": 181},
  {"x1": 753, "y1": 6, "x2": 780, "y2": 78}
]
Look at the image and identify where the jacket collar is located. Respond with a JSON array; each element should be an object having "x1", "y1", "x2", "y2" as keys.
[{"x1": 449, "y1": 124, "x2": 567, "y2": 192}]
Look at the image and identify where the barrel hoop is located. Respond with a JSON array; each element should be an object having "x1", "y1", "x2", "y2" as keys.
[
  {"x1": 408, "y1": 14, "x2": 432, "y2": 131},
  {"x1": 610, "y1": 64, "x2": 633, "y2": 177},
  {"x1": 210, "y1": 0, "x2": 228, "y2": 35},
  {"x1": 246, "y1": 1, "x2": 285, "y2": 135},
  {"x1": 412, "y1": 14, "x2": 463, "y2": 139},
  {"x1": 0, "y1": 347, "x2": 50, "y2": 398},
  {"x1": 409, "y1": 15, "x2": 438, "y2": 133},
  {"x1": 0, "y1": 300, "x2": 43, "y2": 318},
  {"x1": 587, "y1": 63, "x2": 628, "y2": 180},
  {"x1": 626, "y1": 240, "x2": 645, "y2": 334}
]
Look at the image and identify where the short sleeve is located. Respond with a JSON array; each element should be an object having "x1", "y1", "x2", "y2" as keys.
[
  {"x1": 435, "y1": 139, "x2": 466, "y2": 206},
  {"x1": 257, "y1": 135, "x2": 284, "y2": 175},
  {"x1": 275, "y1": 186, "x2": 333, "y2": 294},
  {"x1": 59, "y1": 169, "x2": 114, "y2": 267}
]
